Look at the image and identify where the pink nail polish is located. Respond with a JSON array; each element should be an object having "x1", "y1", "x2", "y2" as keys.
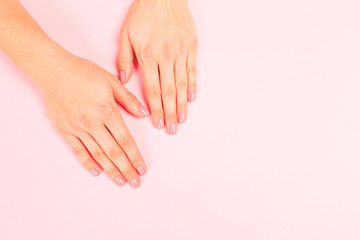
[
  {"x1": 119, "y1": 71, "x2": 125, "y2": 84},
  {"x1": 116, "y1": 177, "x2": 126, "y2": 186},
  {"x1": 157, "y1": 119, "x2": 164, "y2": 129},
  {"x1": 90, "y1": 168, "x2": 99, "y2": 176},
  {"x1": 139, "y1": 105, "x2": 149, "y2": 115},
  {"x1": 137, "y1": 167, "x2": 146, "y2": 176},
  {"x1": 190, "y1": 92, "x2": 196, "y2": 102},
  {"x1": 129, "y1": 179, "x2": 140, "y2": 188},
  {"x1": 169, "y1": 124, "x2": 177, "y2": 135},
  {"x1": 178, "y1": 112, "x2": 186, "y2": 123}
]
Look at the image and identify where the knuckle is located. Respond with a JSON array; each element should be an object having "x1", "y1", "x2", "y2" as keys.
[
  {"x1": 161, "y1": 45, "x2": 174, "y2": 60},
  {"x1": 93, "y1": 150, "x2": 105, "y2": 161},
  {"x1": 108, "y1": 147, "x2": 123, "y2": 159},
  {"x1": 98, "y1": 104, "x2": 115, "y2": 121},
  {"x1": 119, "y1": 136, "x2": 134, "y2": 148},
  {"x1": 148, "y1": 87, "x2": 161, "y2": 97},
  {"x1": 188, "y1": 65, "x2": 197, "y2": 76},
  {"x1": 118, "y1": 55, "x2": 131, "y2": 66},
  {"x1": 126, "y1": 92, "x2": 137, "y2": 104},
  {"x1": 72, "y1": 147, "x2": 84, "y2": 158},
  {"x1": 78, "y1": 114, "x2": 94, "y2": 130},
  {"x1": 139, "y1": 47, "x2": 155, "y2": 64},
  {"x1": 176, "y1": 79, "x2": 187, "y2": 89},
  {"x1": 163, "y1": 86, "x2": 175, "y2": 97}
]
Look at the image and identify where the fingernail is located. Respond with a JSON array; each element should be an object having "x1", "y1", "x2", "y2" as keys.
[
  {"x1": 116, "y1": 177, "x2": 126, "y2": 186},
  {"x1": 178, "y1": 112, "x2": 186, "y2": 123},
  {"x1": 139, "y1": 105, "x2": 149, "y2": 116},
  {"x1": 90, "y1": 168, "x2": 99, "y2": 176},
  {"x1": 119, "y1": 71, "x2": 125, "y2": 84},
  {"x1": 157, "y1": 119, "x2": 164, "y2": 129},
  {"x1": 129, "y1": 179, "x2": 140, "y2": 188},
  {"x1": 169, "y1": 124, "x2": 177, "y2": 135},
  {"x1": 137, "y1": 166, "x2": 146, "y2": 176},
  {"x1": 190, "y1": 92, "x2": 196, "y2": 102}
]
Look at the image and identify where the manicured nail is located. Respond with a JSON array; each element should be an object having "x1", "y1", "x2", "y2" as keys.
[
  {"x1": 129, "y1": 179, "x2": 140, "y2": 188},
  {"x1": 90, "y1": 168, "x2": 99, "y2": 176},
  {"x1": 119, "y1": 71, "x2": 125, "y2": 84},
  {"x1": 137, "y1": 167, "x2": 146, "y2": 176},
  {"x1": 169, "y1": 124, "x2": 177, "y2": 135},
  {"x1": 190, "y1": 92, "x2": 196, "y2": 102},
  {"x1": 115, "y1": 177, "x2": 126, "y2": 186},
  {"x1": 178, "y1": 112, "x2": 186, "y2": 123},
  {"x1": 157, "y1": 119, "x2": 164, "y2": 129},
  {"x1": 139, "y1": 105, "x2": 149, "y2": 116}
]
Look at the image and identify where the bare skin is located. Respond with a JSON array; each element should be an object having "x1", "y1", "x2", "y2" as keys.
[
  {"x1": 0, "y1": 0, "x2": 197, "y2": 187},
  {"x1": 118, "y1": 0, "x2": 198, "y2": 134},
  {"x1": 0, "y1": 0, "x2": 148, "y2": 188}
]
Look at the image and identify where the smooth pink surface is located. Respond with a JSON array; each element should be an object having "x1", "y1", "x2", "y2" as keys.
[{"x1": 1, "y1": 0, "x2": 360, "y2": 239}]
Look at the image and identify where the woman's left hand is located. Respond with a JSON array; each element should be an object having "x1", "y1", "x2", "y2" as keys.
[{"x1": 117, "y1": 0, "x2": 198, "y2": 135}]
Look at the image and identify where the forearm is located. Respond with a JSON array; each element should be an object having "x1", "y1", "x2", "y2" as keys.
[{"x1": 0, "y1": 0, "x2": 70, "y2": 87}]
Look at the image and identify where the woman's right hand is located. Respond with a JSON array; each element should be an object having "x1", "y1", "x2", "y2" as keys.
[{"x1": 35, "y1": 53, "x2": 149, "y2": 188}]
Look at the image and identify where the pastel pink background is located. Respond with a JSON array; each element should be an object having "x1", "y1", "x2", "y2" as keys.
[{"x1": 1, "y1": 0, "x2": 360, "y2": 239}]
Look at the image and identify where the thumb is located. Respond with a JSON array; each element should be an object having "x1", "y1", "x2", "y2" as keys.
[
  {"x1": 109, "y1": 75, "x2": 149, "y2": 118},
  {"x1": 118, "y1": 28, "x2": 134, "y2": 85}
]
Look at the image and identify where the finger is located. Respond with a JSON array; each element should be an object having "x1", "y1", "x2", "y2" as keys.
[
  {"x1": 108, "y1": 75, "x2": 149, "y2": 118},
  {"x1": 79, "y1": 132, "x2": 127, "y2": 186},
  {"x1": 159, "y1": 62, "x2": 178, "y2": 135},
  {"x1": 105, "y1": 110, "x2": 147, "y2": 177},
  {"x1": 89, "y1": 123, "x2": 141, "y2": 188},
  {"x1": 62, "y1": 133, "x2": 103, "y2": 177},
  {"x1": 118, "y1": 27, "x2": 134, "y2": 84},
  {"x1": 187, "y1": 49, "x2": 197, "y2": 102},
  {"x1": 141, "y1": 63, "x2": 165, "y2": 129},
  {"x1": 175, "y1": 56, "x2": 188, "y2": 123}
]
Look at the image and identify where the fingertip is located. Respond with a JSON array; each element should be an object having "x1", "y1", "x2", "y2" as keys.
[
  {"x1": 90, "y1": 168, "x2": 101, "y2": 176},
  {"x1": 137, "y1": 166, "x2": 146, "y2": 176},
  {"x1": 178, "y1": 112, "x2": 187, "y2": 123},
  {"x1": 167, "y1": 123, "x2": 178, "y2": 135},
  {"x1": 115, "y1": 176, "x2": 126, "y2": 186},
  {"x1": 138, "y1": 104, "x2": 150, "y2": 117},
  {"x1": 154, "y1": 118, "x2": 164, "y2": 129},
  {"x1": 119, "y1": 71, "x2": 126, "y2": 84},
  {"x1": 129, "y1": 178, "x2": 141, "y2": 188},
  {"x1": 118, "y1": 67, "x2": 133, "y2": 85},
  {"x1": 189, "y1": 91, "x2": 196, "y2": 102}
]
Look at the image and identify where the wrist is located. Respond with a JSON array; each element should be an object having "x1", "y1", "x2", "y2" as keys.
[{"x1": 21, "y1": 40, "x2": 75, "y2": 92}]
